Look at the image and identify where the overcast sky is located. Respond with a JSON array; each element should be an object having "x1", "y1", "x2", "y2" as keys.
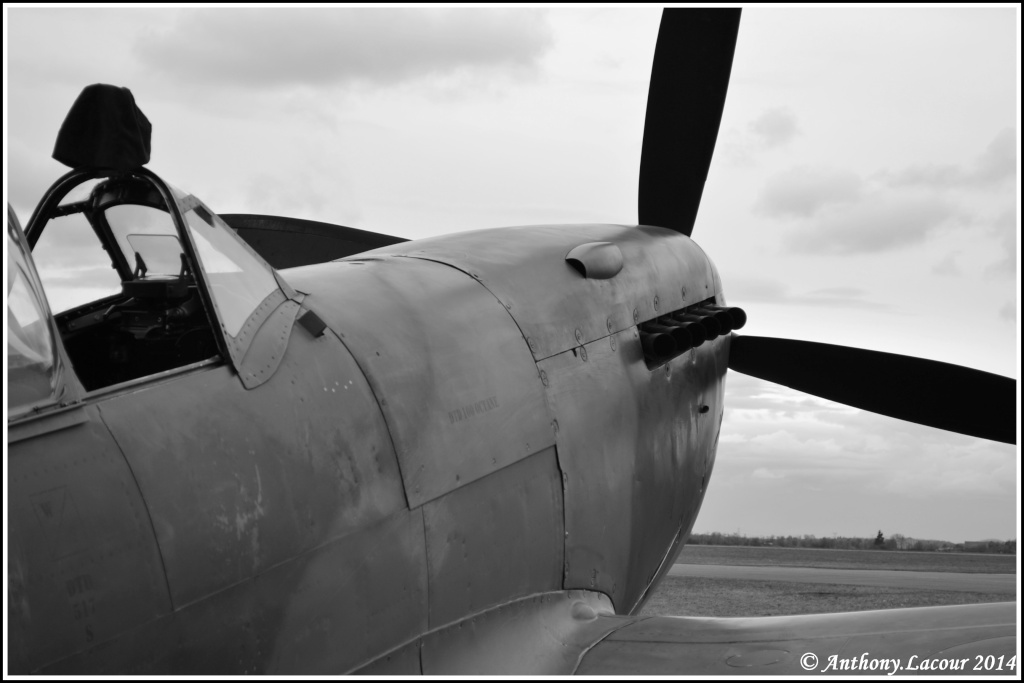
[{"x1": 4, "y1": 6, "x2": 1019, "y2": 542}]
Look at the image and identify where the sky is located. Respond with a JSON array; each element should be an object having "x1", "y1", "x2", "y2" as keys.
[{"x1": 4, "y1": 6, "x2": 1019, "y2": 542}]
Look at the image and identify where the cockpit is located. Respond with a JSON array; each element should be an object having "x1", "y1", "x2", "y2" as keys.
[
  {"x1": 8, "y1": 84, "x2": 305, "y2": 417},
  {"x1": 24, "y1": 168, "x2": 286, "y2": 393}
]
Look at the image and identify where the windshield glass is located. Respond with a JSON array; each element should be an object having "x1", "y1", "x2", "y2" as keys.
[
  {"x1": 106, "y1": 204, "x2": 183, "y2": 277},
  {"x1": 183, "y1": 203, "x2": 278, "y2": 337},
  {"x1": 58, "y1": 178, "x2": 102, "y2": 207},
  {"x1": 32, "y1": 210, "x2": 122, "y2": 314},
  {"x1": 8, "y1": 219, "x2": 58, "y2": 415},
  {"x1": 125, "y1": 234, "x2": 184, "y2": 276}
]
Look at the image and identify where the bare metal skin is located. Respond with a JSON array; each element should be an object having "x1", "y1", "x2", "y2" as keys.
[{"x1": 7, "y1": 9, "x2": 1015, "y2": 675}]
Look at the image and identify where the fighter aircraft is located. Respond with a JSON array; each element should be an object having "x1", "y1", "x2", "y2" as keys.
[{"x1": 7, "y1": 9, "x2": 1017, "y2": 675}]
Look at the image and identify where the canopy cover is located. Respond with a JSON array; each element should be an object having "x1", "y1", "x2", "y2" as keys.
[{"x1": 53, "y1": 84, "x2": 151, "y2": 170}]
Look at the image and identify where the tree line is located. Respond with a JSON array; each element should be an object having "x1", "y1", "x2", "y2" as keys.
[{"x1": 688, "y1": 531, "x2": 1016, "y2": 554}]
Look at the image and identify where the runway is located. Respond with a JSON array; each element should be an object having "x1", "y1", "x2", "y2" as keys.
[{"x1": 668, "y1": 563, "x2": 1017, "y2": 594}]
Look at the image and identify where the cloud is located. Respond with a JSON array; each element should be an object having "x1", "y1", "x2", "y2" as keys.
[
  {"x1": 747, "y1": 430, "x2": 843, "y2": 455},
  {"x1": 725, "y1": 278, "x2": 788, "y2": 303},
  {"x1": 879, "y1": 438, "x2": 1017, "y2": 497},
  {"x1": 133, "y1": 8, "x2": 554, "y2": 90},
  {"x1": 932, "y1": 252, "x2": 960, "y2": 277},
  {"x1": 724, "y1": 374, "x2": 862, "y2": 430},
  {"x1": 748, "y1": 107, "x2": 799, "y2": 149},
  {"x1": 801, "y1": 287, "x2": 879, "y2": 308},
  {"x1": 35, "y1": 267, "x2": 122, "y2": 314},
  {"x1": 984, "y1": 207, "x2": 1017, "y2": 278},
  {"x1": 883, "y1": 128, "x2": 1016, "y2": 190},
  {"x1": 718, "y1": 375, "x2": 1017, "y2": 501},
  {"x1": 244, "y1": 173, "x2": 328, "y2": 219},
  {"x1": 754, "y1": 166, "x2": 863, "y2": 219},
  {"x1": 785, "y1": 192, "x2": 958, "y2": 254},
  {"x1": 757, "y1": 132, "x2": 1014, "y2": 256},
  {"x1": 973, "y1": 128, "x2": 1017, "y2": 186},
  {"x1": 6, "y1": 9, "x2": 147, "y2": 89},
  {"x1": 721, "y1": 107, "x2": 800, "y2": 164},
  {"x1": 6, "y1": 140, "x2": 68, "y2": 219},
  {"x1": 805, "y1": 286, "x2": 861, "y2": 299},
  {"x1": 998, "y1": 301, "x2": 1016, "y2": 323},
  {"x1": 726, "y1": 278, "x2": 880, "y2": 310},
  {"x1": 33, "y1": 216, "x2": 112, "y2": 266}
]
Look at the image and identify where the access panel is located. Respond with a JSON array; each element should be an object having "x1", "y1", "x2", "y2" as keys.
[
  {"x1": 283, "y1": 257, "x2": 554, "y2": 508},
  {"x1": 538, "y1": 329, "x2": 729, "y2": 612},
  {"x1": 99, "y1": 325, "x2": 406, "y2": 609}
]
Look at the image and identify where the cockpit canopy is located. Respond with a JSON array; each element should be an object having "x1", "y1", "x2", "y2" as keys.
[
  {"x1": 8, "y1": 206, "x2": 60, "y2": 417},
  {"x1": 18, "y1": 167, "x2": 295, "y2": 400}
]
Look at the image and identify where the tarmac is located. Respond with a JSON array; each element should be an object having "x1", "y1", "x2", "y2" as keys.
[{"x1": 668, "y1": 563, "x2": 1017, "y2": 594}]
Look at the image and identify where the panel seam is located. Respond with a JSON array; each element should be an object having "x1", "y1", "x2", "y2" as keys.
[{"x1": 95, "y1": 402, "x2": 176, "y2": 612}]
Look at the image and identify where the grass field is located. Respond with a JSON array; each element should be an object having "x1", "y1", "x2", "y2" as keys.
[
  {"x1": 677, "y1": 544, "x2": 1016, "y2": 574},
  {"x1": 639, "y1": 576, "x2": 1013, "y2": 617},
  {"x1": 639, "y1": 544, "x2": 1018, "y2": 617}
]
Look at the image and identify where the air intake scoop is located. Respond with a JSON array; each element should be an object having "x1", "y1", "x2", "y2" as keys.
[{"x1": 565, "y1": 242, "x2": 624, "y2": 279}]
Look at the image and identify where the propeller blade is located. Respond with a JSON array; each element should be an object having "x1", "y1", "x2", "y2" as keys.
[
  {"x1": 728, "y1": 335, "x2": 1017, "y2": 445},
  {"x1": 638, "y1": 8, "x2": 741, "y2": 237}
]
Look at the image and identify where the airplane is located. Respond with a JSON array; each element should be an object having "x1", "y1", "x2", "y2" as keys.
[{"x1": 6, "y1": 8, "x2": 1018, "y2": 676}]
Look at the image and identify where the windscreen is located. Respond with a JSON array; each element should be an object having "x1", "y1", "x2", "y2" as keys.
[
  {"x1": 183, "y1": 204, "x2": 278, "y2": 337},
  {"x1": 8, "y1": 222, "x2": 57, "y2": 414}
]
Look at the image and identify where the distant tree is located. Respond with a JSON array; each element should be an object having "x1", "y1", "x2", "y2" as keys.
[{"x1": 874, "y1": 530, "x2": 885, "y2": 548}]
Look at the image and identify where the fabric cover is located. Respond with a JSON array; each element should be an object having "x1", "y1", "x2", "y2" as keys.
[{"x1": 52, "y1": 84, "x2": 152, "y2": 170}]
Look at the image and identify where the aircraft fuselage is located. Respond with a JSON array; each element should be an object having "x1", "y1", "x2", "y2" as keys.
[{"x1": 9, "y1": 221, "x2": 729, "y2": 673}]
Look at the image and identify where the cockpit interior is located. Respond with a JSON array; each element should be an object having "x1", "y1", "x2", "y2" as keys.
[{"x1": 27, "y1": 170, "x2": 280, "y2": 393}]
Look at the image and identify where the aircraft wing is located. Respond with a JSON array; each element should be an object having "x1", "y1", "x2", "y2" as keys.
[
  {"x1": 575, "y1": 602, "x2": 1017, "y2": 675},
  {"x1": 220, "y1": 213, "x2": 407, "y2": 269}
]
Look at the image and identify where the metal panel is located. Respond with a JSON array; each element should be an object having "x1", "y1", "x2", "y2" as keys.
[
  {"x1": 366, "y1": 224, "x2": 717, "y2": 359},
  {"x1": 538, "y1": 329, "x2": 729, "y2": 613},
  {"x1": 282, "y1": 257, "x2": 554, "y2": 508},
  {"x1": 99, "y1": 325, "x2": 405, "y2": 608},
  {"x1": 7, "y1": 405, "x2": 171, "y2": 674},
  {"x1": 265, "y1": 509, "x2": 427, "y2": 674},
  {"x1": 628, "y1": 505, "x2": 698, "y2": 616},
  {"x1": 238, "y1": 298, "x2": 301, "y2": 389},
  {"x1": 353, "y1": 640, "x2": 422, "y2": 676},
  {"x1": 7, "y1": 405, "x2": 88, "y2": 444},
  {"x1": 40, "y1": 510, "x2": 428, "y2": 675},
  {"x1": 419, "y1": 590, "x2": 624, "y2": 675},
  {"x1": 224, "y1": 288, "x2": 287, "y2": 367},
  {"x1": 423, "y1": 447, "x2": 564, "y2": 627}
]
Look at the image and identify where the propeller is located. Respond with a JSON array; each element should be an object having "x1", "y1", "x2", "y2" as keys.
[
  {"x1": 728, "y1": 335, "x2": 1017, "y2": 445},
  {"x1": 637, "y1": 13, "x2": 1015, "y2": 445},
  {"x1": 638, "y1": 8, "x2": 741, "y2": 237}
]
